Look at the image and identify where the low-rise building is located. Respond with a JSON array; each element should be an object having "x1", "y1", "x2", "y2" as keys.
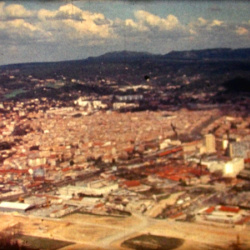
[
  {"x1": 201, "y1": 157, "x2": 244, "y2": 177},
  {"x1": 229, "y1": 141, "x2": 250, "y2": 158},
  {"x1": 0, "y1": 201, "x2": 33, "y2": 213},
  {"x1": 197, "y1": 205, "x2": 243, "y2": 224},
  {"x1": 59, "y1": 180, "x2": 118, "y2": 197}
]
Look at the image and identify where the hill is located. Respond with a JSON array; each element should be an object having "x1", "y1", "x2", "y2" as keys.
[{"x1": 0, "y1": 48, "x2": 249, "y2": 105}]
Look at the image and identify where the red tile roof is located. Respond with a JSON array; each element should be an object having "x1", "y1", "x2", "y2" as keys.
[
  {"x1": 205, "y1": 206, "x2": 215, "y2": 214},
  {"x1": 158, "y1": 146, "x2": 182, "y2": 157},
  {"x1": 62, "y1": 167, "x2": 71, "y2": 172},
  {"x1": 219, "y1": 206, "x2": 240, "y2": 213},
  {"x1": 123, "y1": 180, "x2": 140, "y2": 187}
]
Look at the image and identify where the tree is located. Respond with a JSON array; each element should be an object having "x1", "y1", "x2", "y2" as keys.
[{"x1": 0, "y1": 223, "x2": 26, "y2": 250}]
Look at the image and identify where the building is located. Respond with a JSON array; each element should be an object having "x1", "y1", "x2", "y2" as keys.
[
  {"x1": 113, "y1": 102, "x2": 139, "y2": 110},
  {"x1": 182, "y1": 140, "x2": 204, "y2": 159},
  {"x1": 24, "y1": 196, "x2": 47, "y2": 207},
  {"x1": 74, "y1": 98, "x2": 107, "y2": 110},
  {"x1": 202, "y1": 157, "x2": 244, "y2": 177},
  {"x1": 229, "y1": 141, "x2": 250, "y2": 158},
  {"x1": 224, "y1": 158, "x2": 245, "y2": 176},
  {"x1": 115, "y1": 95, "x2": 143, "y2": 102},
  {"x1": 28, "y1": 158, "x2": 46, "y2": 167},
  {"x1": 0, "y1": 201, "x2": 33, "y2": 213},
  {"x1": 204, "y1": 134, "x2": 216, "y2": 154},
  {"x1": 59, "y1": 180, "x2": 118, "y2": 197},
  {"x1": 198, "y1": 205, "x2": 242, "y2": 224}
]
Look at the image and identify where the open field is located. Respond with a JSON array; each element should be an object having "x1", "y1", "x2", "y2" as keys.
[
  {"x1": 63, "y1": 213, "x2": 138, "y2": 228},
  {"x1": 0, "y1": 212, "x2": 249, "y2": 250},
  {"x1": 121, "y1": 234, "x2": 184, "y2": 250},
  {"x1": 15, "y1": 235, "x2": 73, "y2": 250}
]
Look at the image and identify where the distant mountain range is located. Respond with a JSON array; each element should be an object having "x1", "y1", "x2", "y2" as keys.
[
  {"x1": 86, "y1": 50, "x2": 156, "y2": 62},
  {"x1": 163, "y1": 48, "x2": 250, "y2": 60},
  {"x1": 1, "y1": 48, "x2": 250, "y2": 68},
  {"x1": 0, "y1": 47, "x2": 249, "y2": 102},
  {"x1": 1, "y1": 48, "x2": 249, "y2": 90},
  {"x1": 86, "y1": 48, "x2": 250, "y2": 62}
]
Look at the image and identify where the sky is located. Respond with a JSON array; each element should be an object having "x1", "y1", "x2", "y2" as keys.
[{"x1": 0, "y1": 0, "x2": 249, "y2": 65}]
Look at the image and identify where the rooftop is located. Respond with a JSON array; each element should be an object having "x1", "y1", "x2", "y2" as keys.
[{"x1": 0, "y1": 201, "x2": 32, "y2": 211}]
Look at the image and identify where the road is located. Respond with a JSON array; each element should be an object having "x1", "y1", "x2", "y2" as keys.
[{"x1": 96, "y1": 212, "x2": 155, "y2": 249}]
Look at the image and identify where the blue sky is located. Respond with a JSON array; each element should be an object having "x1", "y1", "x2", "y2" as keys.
[{"x1": 0, "y1": 0, "x2": 249, "y2": 65}]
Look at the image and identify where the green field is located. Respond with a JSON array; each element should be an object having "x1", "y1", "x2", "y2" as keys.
[{"x1": 4, "y1": 88, "x2": 26, "y2": 99}]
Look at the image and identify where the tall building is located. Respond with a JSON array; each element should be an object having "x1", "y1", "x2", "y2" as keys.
[{"x1": 204, "y1": 134, "x2": 216, "y2": 154}]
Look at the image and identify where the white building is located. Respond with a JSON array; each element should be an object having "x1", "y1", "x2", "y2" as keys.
[
  {"x1": 28, "y1": 158, "x2": 46, "y2": 167},
  {"x1": 202, "y1": 158, "x2": 244, "y2": 177},
  {"x1": 74, "y1": 98, "x2": 107, "y2": 110},
  {"x1": 204, "y1": 134, "x2": 216, "y2": 154},
  {"x1": 197, "y1": 205, "x2": 242, "y2": 224},
  {"x1": 113, "y1": 102, "x2": 139, "y2": 110},
  {"x1": 59, "y1": 180, "x2": 118, "y2": 197},
  {"x1": 116, "y1": 95, "x2": 143, "y2": 102},
  {"x1": 0, "y1": 201, "x2": 33, "y2": 213}
]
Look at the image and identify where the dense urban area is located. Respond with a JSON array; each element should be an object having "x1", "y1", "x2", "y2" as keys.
[{"x1": 0, "y1": 49, "x2": 249, "y2": 249}]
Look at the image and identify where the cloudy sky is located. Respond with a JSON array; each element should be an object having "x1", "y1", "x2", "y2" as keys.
[{"x1": 0, "y1": 0, "x2": 249, "y2": 65}]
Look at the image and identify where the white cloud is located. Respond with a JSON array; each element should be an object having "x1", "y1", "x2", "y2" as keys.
[
  {"x1": 0, "y1": 19, "x2": 51, "y2": 43},
  {"x1": 0, "y1": 2, "x2": 249, "y2": 65},
  {"x1": 134, "y1": 10, "x2": 179, "y2": 31},
  {"x1": 0, "y1": 2, "x2": 34, "y2": 20},
  {"x1": 210, "y1": 19, "x2": 223, "y2": 27},
  {"x1": 4, "y1": 2, "x2": 247, "y2": 51},
  {"x1": 236, "y1": 26, "x2": 249, "y2": 36},
  {"x1": 61, "y1": 19, "x2": 111, "y2": 38},
  {"x1": 191, "y1": 18, "x2": 224, "y2": 31},
  {"x1": 38, "y1": 4, "x2": 106, "y2": 23},
  {"x1": 37, "y1": 9, "x2": 57, "y2": 21},
  {"x1": 4, "y1": 4, "x2": 33, "y2": 19},
  {"x1": 187, "y1": 17, "x2": 250, "y2": 50},
  {"x1": 125, "y1": 18, "x2": 149, "y2": 32},
  {"x1": 36, "y1": 4, "x2": 114, "y2": 45},
  {"x1": 197, "y1": 17, "x2": 208, "y2": 26},
  {"x1": 0, "y1": 3, "x2": 116, "y2": 48}
]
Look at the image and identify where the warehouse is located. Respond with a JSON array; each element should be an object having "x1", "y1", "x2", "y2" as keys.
[
  {"x1": 0, "y1": 201, "x2": 33, "y2": 213},
  {"x1": 197, "y1": 205, "x2": 242, "y2": 224}
]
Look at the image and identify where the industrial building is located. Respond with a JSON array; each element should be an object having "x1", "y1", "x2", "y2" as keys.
[
  {"x1": 198, "y1": 205, "x2": 243, "y2": 224},
  {"x1": 0, "y1": 201, "x2": 33, "y2": 213}
]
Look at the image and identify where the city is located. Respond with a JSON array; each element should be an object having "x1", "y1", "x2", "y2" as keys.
[
  {"x1": 0, "y1": 51, "x2": 249, "y2": 249},
  {"x1": 0, "y1": 0, "x2": 250, "y2": 249}
]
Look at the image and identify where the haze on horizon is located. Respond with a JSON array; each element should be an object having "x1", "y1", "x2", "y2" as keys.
[{"x1": 0, "y1": 0, "x2": 249, "y2": 65}]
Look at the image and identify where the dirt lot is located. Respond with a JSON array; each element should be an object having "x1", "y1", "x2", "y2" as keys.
[
  {"x1": 62, "y1": 212, "x2": 139, "y2": 228},
  {"x1": 1, "y1": 212, "x2": 250, "y2": 250},
  {"x1": 0, "y1": 212, "x2": 123, "y2": 248}
]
